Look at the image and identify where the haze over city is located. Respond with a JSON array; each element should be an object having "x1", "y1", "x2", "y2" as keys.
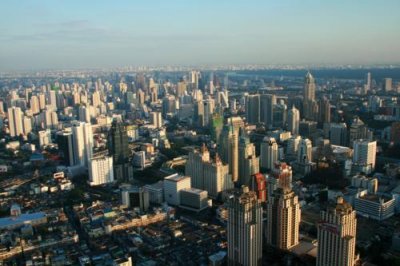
[{"x1": 1, "y1": 0, "x2": 400, "y2": 71}]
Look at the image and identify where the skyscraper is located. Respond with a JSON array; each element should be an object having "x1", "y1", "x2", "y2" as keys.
[
  {"x1": 260, "y1": 137, "x2": 278, "y2": 171},
  {"x1": 89, "y1": 155, "x2": 114, "y2": 186},
  {"x1": 287, "y1": 106, "x2": 300, "y2": 135},
  {"x1": 353, "y1": 139, "x2": 377, "y2": 173},
  {"x1": 383, "y1": 78, "x2": 393, "y2": 92},
  {"x1": 266, "y1": 187, "x2": 301, "y2": 250},
  {"x1": 7, "y1": 107, "x2": 23, "y2": 137},
  {"x1": 246, "y1": 94, "x2": 260, "y2": 124},
  {"x1": 297, "y1": 138, "x2": 312, "y2": 163},
  {"x1": 227, "y1": 186, "x2": 263, "y2": 266},
  {"x1": 318, "y1": 97, "x2": 331, "y2": 125},
  {"x1": 238, "y1": 128, "x2": 260, "y2": 186},
  {"x1": 349, "y1": 116, "x2": 370, "y2": 147},
  {"x1": 71, "y1": 121, "x2": 93, "y2": 167},
  {"x1": 260, "y1": 94, "x2": 276, "y2": 128},
  {"x1": 56, "y1": 130, "x2": 75, "y2": 166},
  {"x1": 219, "y1": 122, "x2": 239, "y2": 182},
  {"x1": 108, "y1": 119, "x2": 133, "y2": 180},
  {"x1": 303, "y1": 72, "x2": 318, "y2": 121},
  {"x1": 317, "y1": 197, "x2": 357, "y2": 266}
]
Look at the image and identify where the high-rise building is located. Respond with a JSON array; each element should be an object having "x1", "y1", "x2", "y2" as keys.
[
  {"x1": 108, "y1": 119, "x2": 133, "y2": 181},
  {"x1": 71, "y1": 121, "x2": 93, "y2": 167},
  {"x1": 390, "y1": 122, "x2": 400, "y2": 144},
  {"x1": 30, "y1": 95, "x2": 40, "y2": 115},
  {"x1": 270, "y1": 162, "x2": 293, "y2": 196},
  {"x1": 250, "y1": 173, "x2": 267, "y2": 202},
  {"x1": 287, "y1": 106, "x2": 300, "y2": 135},
  {"x1": 121, "y1": 187, "x2": 149, "y2": 213},
  {"x1": 56, "y1": 130, "x2": 75, "y2": 166},
  {"x1": 260, "y1": 94, "x2": 276, "y2": 128},
  {"x1": 327, "y1": 123, "x2": 348, "y2": 146},
  {"x1": 38, "y1": 129, "x2": 52, "y2": 148},
  {"x1": 383, "y1": 78, "x2": 393, "y2": 92},
  {"x1": 89, "y1": 155, "x2": 114, "y2": 186},
  {"x1": 7, "y1": 107, "x2": 23, "y2": 137},
  {"x1": 186, "y1": 144, "x2": 233, "y2": 198},
  {"x1": 176, "y1": 80, "x2": 187, "y2": 97},
  {"x1": 297, "y1": 138, "x2": 312, "y2": 163},
  {"x1": 210, "y1": 112, "x2": 223, "y2": 143},
  {"x1": 227, "y1": 186, "x2": 263, "y2": 266},
  {"x1": 272, "y1": 103, "x2": 287, "y2": 128},
  {"x1": 150, "y1": 111, "x2": 163, "y2": 128},
  {"x1": 219, "y1": 122, "x2": 239, "y2": 182},
  {"x1": 318, "y1": 97, "x2": 331, "y2": 124},
  {"x1": 366, "y1": 72, "x2": 372, "y2": 92},
  {"x1": 238, "y1": 128, "x2": 259, "y2": 186},
  {"x1": 246, "y1": 94, "x2": 260, "y2": 124},
  {"x1": 303, "y1": 72, "x2": 318, "y2": 120},
  {"x1": 22, "y1": 116, "x2": 32, "y2": 136},
  {"x1": 286, "y1": 135, "x2": 301, "y2": 158},
  {"x1": 260, "y1": 137, "x2": 278, "y2": 171},
  {"x1": 353, "y1": 139, "x2": 377, "y2": 173},
  {"x1": 266, "y1": 187, "x2": 301, "y2": 250},
  {"x1": 349, "y1": 116, "x2": 370, "y2": 147},
  {"x1": 317, "y1": 197, "x2": 357, "y2": 266},
  {"x1": 163, "y1": 174, "x2": 191, "y2": 206}
]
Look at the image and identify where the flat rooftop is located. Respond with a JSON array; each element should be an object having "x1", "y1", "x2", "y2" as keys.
[
  {"x1": 164, "y1": 174, "x2": 190, "y2": 182},
  {"x1": 0, "y1": 212, "x2": 46, "y2": 229}
]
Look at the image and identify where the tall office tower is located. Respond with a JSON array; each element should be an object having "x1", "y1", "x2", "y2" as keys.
[
  {"x1": 383, "y1": 78, "x2": 393, "y2": 92},
  {"x1": 43, "y1": 108, "x2": 58, "y2": 129},
  {"x1": 349, "y1": 116, "x2": 370, "y2": 146},
  {"x1": 266, "y1": 187, "x2": 301, "y2": 250},
  {"x1": 47, "y1": 90, "x2": 57, "y2": 110},
  {"x1": 286, "y1": 135, "x2": 301, "y2": 157},
  {"x1": 7, "y1": 107, "x2": 23, "y2": 137},
  {"x1": 78, "y1": 105, "x2": 91, "y2": 123},
  {"x1": 272, "y1": 103, "x2": 287, "y2": 128},
  {"x1": 227, "y1": 186, "x2": 263, "y2": 266},
  {"x1": 121, "y1": 187, "x2": 149, "y2": 213},
  {"x1": 317, "y1": 197, "x2": 357, "y2": 266},
  {"x1": 210, "y1": 112, "x2": 224, "y2": 143},
  {"x1": 203, "y1": 99, "x2": 215, "y2": 126},
  {"x1": 88, "y1": 155, "x2": 114, "y2": 186},
  {"x1": 353, "y1": 139, "x2": 377, "y2": 172},
  {"x1": 108, "y1": 119, "x2": 133, "y2": 181},
  {"x1": 318, "y1": 97, "x2": 331, "y2": 124},
  {"x1": 270, "y1": 162, "x2": 293, "y2": 195},
  {"x1": 303, "y1": 71, "x2": 317, "y2": 120},
  {"x1": 186, "y1": 145, "x2": 233, "y2": 198},
  {"x1": 297, "y1": 138, "x2": 312, "y2": 163},
  {"x1": 366, "y1": 72, "x2": 371, "y2": 91},
  {"x1": 246, "y1": 94, "x2": 260, "y2": 124},
  {"x1": 190, "y1": 70, "x2": 200, "y2": 89},
  {"x1": 22, "y1": 116, "x2": 32, "y2": 136},
  {"x1": 287, "y1": 106, "x2": 300, "y2": 135},
  {"x1": 149, "y1": 86, "x2": 158, "y2": 103},
  {"x1": 30, "y1": 95, "x2": 40, "y2": 115},
  {"x1": 260, "y1": 137, "x2": 278, "y2": 171},
  {"x1": 72, "y1": 91, "x2": 81, "y2": 105},
  {"x1": 194, "y1": 100, "x2": 205, "y2": 127},
  {"x1": 208, "y1": 80, "x2": 215, "y2": 95},
  {"x1": 238, "y1": 128, "x2": 260, "y2": 186},
  {"x1": 136, "y1": 89, "x2": 145, "y2": 105},
  {"x1": 150, "y1": 111, "x2": 163, "y2": 128},
  {"x1": 219, "y1": 122, "x2": 239, "y2": 182},
  {"x1": 71, "y1": 121, "x2": 93, "y2": 167},
  {"x1": 226, "y1": 116, "x2": 245, "y2": 133},
  {"x1": 56, "y1": 130, "x2": 75, "y2": 166},
  {"x1": 164, "y1": 174, "x2": 191, "y2": 206},
  {"x1": 92, "y1": 90, "x2": 101, "y2": 107},
  {"x1": 162, "y1": 95, "x2": 176, "y2": 118},
  {"x1": 260, "y1": 94, "x2": 276, "y2": 128},
  {"x1": 186, "y1": 144, "x2": 210, "y2": 189},
  {"x1": 250, "y1": 173, "x2": 267, "y2": 202},
  {"x1": 327, "y1": 123, "x2": 348, "y2": 146},
  {"x1": 176, "y1": 80, "x2": 187, "y2": 97}
]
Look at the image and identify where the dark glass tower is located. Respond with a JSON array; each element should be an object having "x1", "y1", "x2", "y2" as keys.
[{"x1": 108, "y1": 119, "x2": 133, "y2": 180}]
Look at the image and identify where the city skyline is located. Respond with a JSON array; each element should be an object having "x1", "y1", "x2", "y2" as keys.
[{"x1": 1, "y1": 0, "x2": 400, "y2": 71}]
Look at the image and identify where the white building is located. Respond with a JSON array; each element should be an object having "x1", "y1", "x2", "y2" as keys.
[
  {"x1": 38, "y1": 129, "x2": 52, "y2": 148},
  {"x1": 71, "y1": 121, "x2": 93, "y2": 166},
  {"x1": 354, "y1": 190, "x2": 395, "y2": 221},
  {"x1": 353, "y1": 139, "x2": 377, "y2": 173},
  {"x1": 163, "y1": 174, "x2": 191, "y2": 206},
  {"x1": 287, "y1": 106, "x2": 300, "y2": 136},
  {"x1": 7, "y1": 107, "x2": 23, "y2": 137},
  {"x1": 88, "y1": 156, "x2": 114, "y2": 186},
  {"x1": 180, "y1": 188, "x2": 209, "y2": 212}
]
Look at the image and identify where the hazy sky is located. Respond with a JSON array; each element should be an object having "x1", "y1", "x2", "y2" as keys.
[{"x1": 1, "y1": 0, "x2": 399, "y2": 70}]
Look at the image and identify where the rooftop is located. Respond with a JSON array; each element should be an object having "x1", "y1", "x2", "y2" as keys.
[{"x1": 0, "y1": 212, "x2": 46, "y2": 229}]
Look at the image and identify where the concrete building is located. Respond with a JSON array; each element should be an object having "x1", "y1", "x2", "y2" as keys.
[
  {"x1": 163, "y1": 174, "x2": 191, "y2": 206},
  {"x1": 143, "y1": 181, "x2": 164, "y2": 204},
  {"x1": 297, "y1": 138, "x2": 312, "y2": 164},
  {"x1": 266, "y1": 188, "x2": 301, "y2": 250},
  {"x1": 180, "y1": 188, "x2": 208, "y2": 212},
  {"x1": 317, "y1": 197, "x2": 357, "y2": 266},
  {"x1": 7, "y1": 107, "x2": 23, "y2": 137},
  {"x1": 246, "y1": 94, "x2": 260, "y2": 124},
  {"x1": 260, "y1": 137, "x2": 278, "y2": 171},
  {"x1": 238, "y1": 128, "x2": 259, "y2": 186},
  {"x1": 71, "y1": 121, "x2": 93, "y2": 167},
  {"x1": 287, "y1": 106, "x2": 300, "y2": 135},
  {"x1": 227, "y1": 186, "x2": 262, "y2": 266},
  {"x1": 219, "y1": 122, "x2": 239, "y2": 182},
  {"x1": 88, "y1": 155, "x2": 114, "y2": 186},
  {"x1": 353, "y1": 139, "x2": 376, "y2": 173},
  {"x1": 354, "y1": 191, "x2": 395, "y2": 221},
  {"x1": 38, "y1": 129, "x2": 52, "y2": 148},
  {"x1": 121, "y1": 187, "x2": 149, "y2": 213}
]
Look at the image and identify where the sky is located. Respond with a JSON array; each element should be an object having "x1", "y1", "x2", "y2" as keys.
[{"x1": 0, "y1": 0, "x2": 400, "y2": 71}]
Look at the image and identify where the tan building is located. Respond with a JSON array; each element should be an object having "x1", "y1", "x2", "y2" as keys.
[
  {"x1": 219, "y1": 123, "x2": 239, "y2": 182},
  {"x1": 317, "y1": 197, "x2": 358, "y2": 266},
  {"x1": 227, "y1": 186, "x2": 263, "y2": 266}
]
